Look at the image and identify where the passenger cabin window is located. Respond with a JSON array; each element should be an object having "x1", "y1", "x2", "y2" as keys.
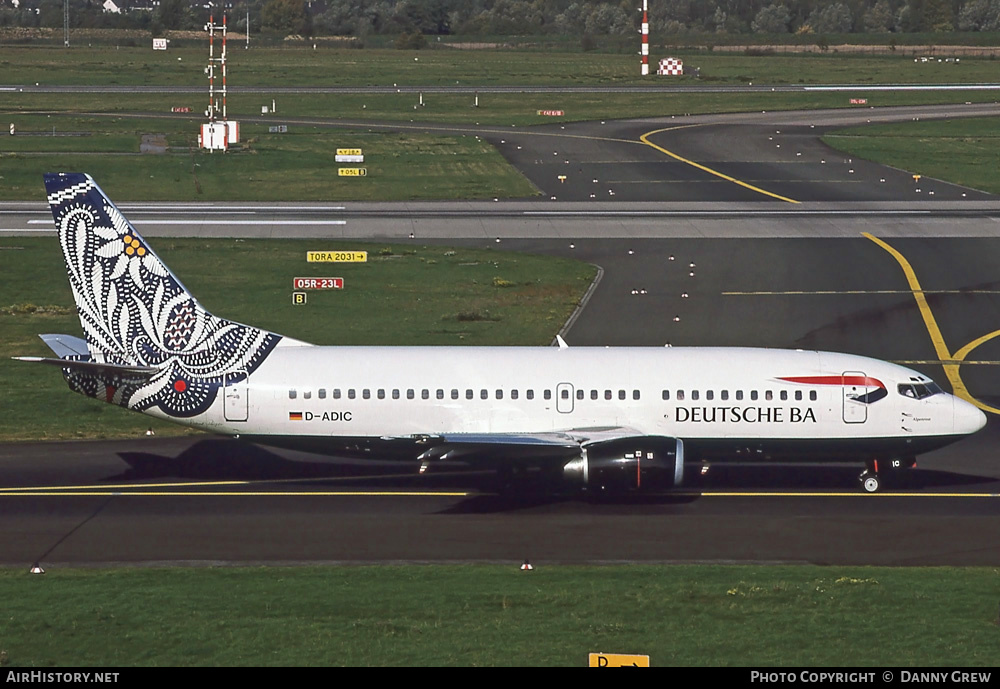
[
  {"x1": 527, "y1": 390, "x2": 534, "y2": 400},
  {"x1": 511, "y1": 390, "x2": 519, "y2": 400},
  {"x1": 319, "y1": 389, "x2": 326, "y2": 400},
  {"x1": 289, "y1": 389, "x2": 297, "y2": 400},
  {"x1": 721, "y1": 390, "x2": 729, "y2": 401},
  {"x1": 691, "y1": 390, "x2": 699, "y2": 401},
  {"x1": 451, "y1": 389, "x2": 459, "y2": 400},
  {"x1": 780, "y1": 391, "x2": 787, "y2": 401},
  {"x1": 392, "y1": 389, "x2": 400, "y2": 400},
  {"x1": 591, "y1": 390, "x2": 598, "y2": 400},
  {"x1": 407, "y1": 389, "x2": 415, "y2": 400},
  {"x1": 662, "y1": 390, "x2": 670, "y2": 401},
  {"x1": 422, "y1": 389, "x2": 429, "y2": 400},
  {"x1": 618, "y1": 390, "x2": 626, "y2": 400},
  {"x1": 809, "y1": 391, "x2": 817, "y2": 401},
  {"x1": 750, "y1": 391, "x2": 758, "y2": 401},
  {"x1": 677, "y1": 390, "x2": 685, "y2": 401},
  {"x1": 794, "y1": 391, "x2": 802, "y2": 401},
  {"x1": 544, "y1": 390, "x2": 552, "y2": 401},
  {"x1": 378, "y1": 389, "x2": 385, "y2": 400},
  {"x1": 436, "y1": 389, "x2": 444, "y2": 400},
  {"x1": 333, "y1": 389, "x2": 341, "y2": 400},
  {"x1": 633, "y1": 390, "x2": 640, "y2": 400},
  {"x1": 575, "y1": 389, "x2": 583, "y2": 400},
  {"x1": 736, "y1": 390, "x2": 744, "y2": 401},
  {"x1": 706, "y1": 390, "x2": 714, "y2": 401},
  {"x1": 362, "y1": 389, "x2": 370, "y2": 400},
  {"x1": 348, "y1": 389, "x2": 356, "y2": 400},
  {"x1": 304, "y1": 391, "x2": 311, "y2": 400}
]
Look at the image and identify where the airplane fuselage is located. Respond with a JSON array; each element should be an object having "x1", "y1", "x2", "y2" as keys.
[{"x1": 171, "y1": 345, "x2": 982, "y2": 464}]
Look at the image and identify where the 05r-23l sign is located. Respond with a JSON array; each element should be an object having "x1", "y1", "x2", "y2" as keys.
[{"x1": 293, "y1": 277, "x2": 344, "y2": 290}]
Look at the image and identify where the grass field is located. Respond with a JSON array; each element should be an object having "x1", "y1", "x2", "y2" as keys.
[
  {"x1": 0, "y1": 116, "x2": 538, "y2": 201},
  {"x1": 3, "y1": 92, "x2": 999, "y2": 200},
  {"x1": 5, "y1": 46, "x2": 1000, "y2": 87},
  {"x1": 1, "y1": 564, "x2": 997, "y2": 666},
  {"x1": 0, "y1": 237, "x2": 596, "y2": 441},
  {"x1": 822, "y1": 116, "x2": 1000, "y2": 195},
  {"x1": 2, "y1": 46, "x2": 1000, "y2": 200}
]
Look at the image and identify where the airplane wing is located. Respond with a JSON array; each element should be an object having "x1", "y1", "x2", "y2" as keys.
[
  {"x1": 415, "y1": 427, "x2": 646, "y2": 465},
  {"x1": 411, "y1": 427, "x2": 686, "y2": 491}
]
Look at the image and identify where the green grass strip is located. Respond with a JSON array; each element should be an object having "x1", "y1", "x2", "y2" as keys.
[
  {"x1": 822, "y1": 116, "x2": 1000, "y2": 195},
  {"x1": 0, "y1": 564, "x2": 997, "y2": 666}
]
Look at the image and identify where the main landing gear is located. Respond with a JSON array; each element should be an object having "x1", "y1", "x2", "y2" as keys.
[{"x1": 859, "y1": 457, "x2": 916, "y2": 493}]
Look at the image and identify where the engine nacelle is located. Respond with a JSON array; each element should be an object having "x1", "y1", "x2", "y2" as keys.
[{"x1": 563, "y1": 436, "x2": 684, "y2": 493}]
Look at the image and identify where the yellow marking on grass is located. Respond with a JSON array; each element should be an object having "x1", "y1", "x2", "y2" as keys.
[
  {"x1": 639, "y1": 126, "x2": 800, "y2": 203},
  {"x1": 863, "y1": 232, "x2": 1000, "y2": 415}
]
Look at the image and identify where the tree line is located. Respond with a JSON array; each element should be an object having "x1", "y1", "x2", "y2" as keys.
[{"x1": 3, "y1": 0, "x2": 999, "y2": 37}]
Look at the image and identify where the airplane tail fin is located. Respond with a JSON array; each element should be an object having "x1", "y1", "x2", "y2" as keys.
[{"x1": 39, "y1": 173, "x2": 286, "y2": 418}]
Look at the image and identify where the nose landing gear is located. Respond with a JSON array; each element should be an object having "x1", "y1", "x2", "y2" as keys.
[
  {"x1": 859, "y1": 468, "x2": 881, "y2": 493},
  {"x1": 859, "y1": 457, "x2": 916, "y2": 493}
]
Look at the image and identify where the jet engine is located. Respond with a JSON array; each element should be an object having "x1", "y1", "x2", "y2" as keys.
[{"x1": 562, "y1": 436, "x2": 684, "y2": 493}]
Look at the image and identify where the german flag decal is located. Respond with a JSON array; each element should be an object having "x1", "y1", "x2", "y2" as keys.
[{"x1": 289, "y1": 412, "x2": 303, "y2": 421}]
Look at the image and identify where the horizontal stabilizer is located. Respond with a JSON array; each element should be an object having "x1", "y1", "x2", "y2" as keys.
[
  {"x1": 13, "y1": 356, "x2": 158, "y2": 379},
  {"x1": 39, "y1": 334, "x2": 90, "y2": 358}
]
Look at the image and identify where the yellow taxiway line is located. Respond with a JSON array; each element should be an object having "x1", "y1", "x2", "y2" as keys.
[
  {"x1": 864, "y1": 232, "x2": 1000, "y2": 415},
  {"x1": 640, "y1": 126, "x2": 800, "y2": 204}
]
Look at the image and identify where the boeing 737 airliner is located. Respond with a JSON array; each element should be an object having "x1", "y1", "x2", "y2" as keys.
[{"x1": 17, "y1": 173, "x2": 987, "y2": 494}]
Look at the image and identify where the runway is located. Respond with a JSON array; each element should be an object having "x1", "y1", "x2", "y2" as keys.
[{"x1": 3, "y1": 105, "x2": 1000, "y2": 568}]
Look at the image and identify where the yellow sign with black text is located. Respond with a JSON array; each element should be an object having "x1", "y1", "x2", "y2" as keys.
[
  {"x1": 337, "y1": 148, "x2": 362, "y2": 156},
  {"x1": 306, "y1": 251, "x2": 367, "y2": 263},
  {"x1": 588, "y1": 653, "x2": 649, "y2": 667},
  {"x1": 338, "y1": 167, "x2": 367, "y2": 177}
]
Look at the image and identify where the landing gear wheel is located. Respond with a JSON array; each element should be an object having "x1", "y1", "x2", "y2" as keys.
[{"x1": 860, "y1": 471, "x2": 881, "y2": 494}]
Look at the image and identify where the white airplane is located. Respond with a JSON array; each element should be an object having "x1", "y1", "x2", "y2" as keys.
[{"x1": 18, "y1": 173, "x2": 987, "y2": 494}]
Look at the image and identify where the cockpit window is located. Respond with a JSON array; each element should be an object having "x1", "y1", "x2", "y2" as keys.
[{"x1": 898, "y1": 382, "x2": 943, "y2": 400}]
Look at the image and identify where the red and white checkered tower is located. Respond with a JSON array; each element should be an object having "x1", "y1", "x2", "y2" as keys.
[{"x1": 640, "y1": 0, "x2": 649, "y2": 75}]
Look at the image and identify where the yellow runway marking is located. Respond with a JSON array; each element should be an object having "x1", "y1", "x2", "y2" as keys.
[
  {"x1": 724, "y1": 289, "x2": 1000, "y2": 296},
  {"x1": 863, "y1": 232, "x2": 1000, "y2": 415},
  {"x1": 1, "y1": 488, "x2": 992, "y2": 498},
  {"x1": 0, "y1": 480, "x2": 250, "y2": 492},
  {"x1": 0, "y1": 490, "x2": 471, "y2": 497},
  {"x1": 639, "y1": 126, "x2": 800, "y2": 203},
  {"x1": 699, "y1": 491, "x2": 998, "y2": 498}
]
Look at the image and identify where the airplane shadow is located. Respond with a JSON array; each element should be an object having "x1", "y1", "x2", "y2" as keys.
[
  {"x1": 108, "y1": 439, "x2": 999, "y2": 513},
  {"x1": 112, "y1": 438, "x2": 440, "y2": 486},
  {"x1": 689, "y1": 463, "x2": 998, "y2": 492}
]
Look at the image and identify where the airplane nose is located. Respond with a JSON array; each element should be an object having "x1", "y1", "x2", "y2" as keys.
[{"x1": 955, "y1": 396, "x2": 988, "y2": 434}]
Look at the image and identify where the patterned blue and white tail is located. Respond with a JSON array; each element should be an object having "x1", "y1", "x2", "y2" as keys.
[{"x1": 39, "y1": 173, "x2": 286, "y2": 418}]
